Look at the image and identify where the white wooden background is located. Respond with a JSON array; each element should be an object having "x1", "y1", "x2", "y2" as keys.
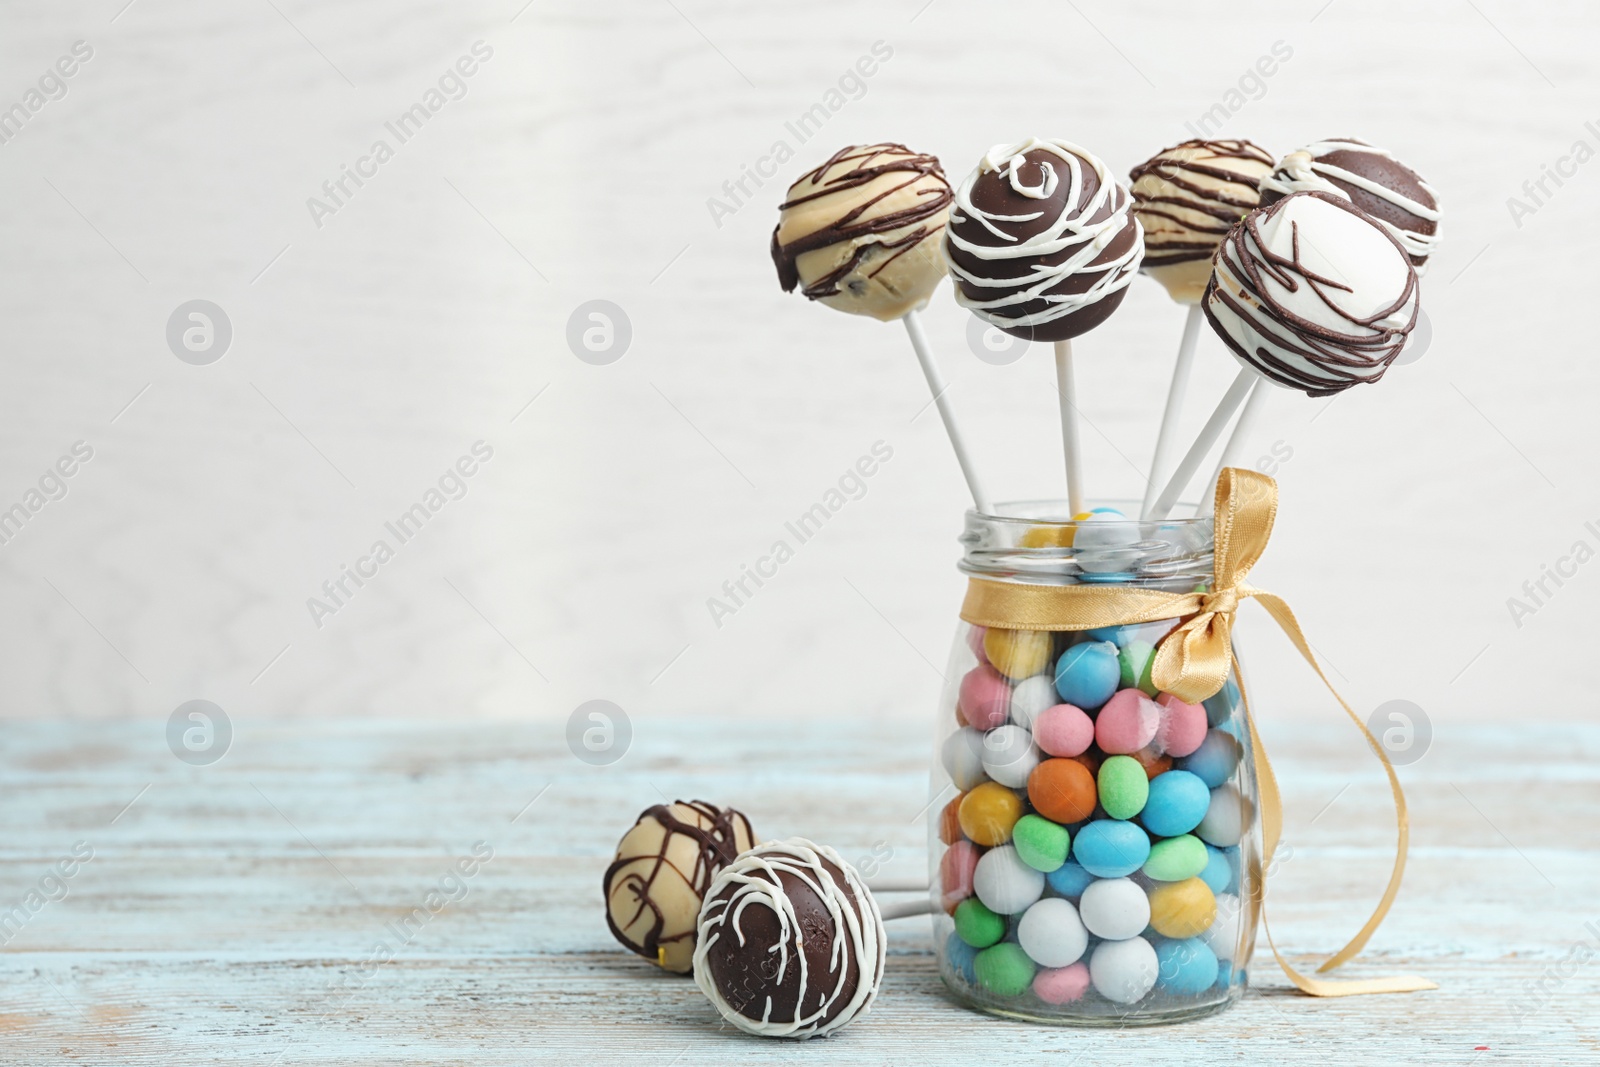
[
  {"x1": 0, "y1": 0, "x2": 1595, "y2": 730},
  {"x1": 2, "y1": 718, "x2": 1597, "y2": 1063}
]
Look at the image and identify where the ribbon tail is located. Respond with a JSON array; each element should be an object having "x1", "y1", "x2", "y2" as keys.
[{"x1": 1249, "y1": 590, "x2": 1435, "y2": 990}]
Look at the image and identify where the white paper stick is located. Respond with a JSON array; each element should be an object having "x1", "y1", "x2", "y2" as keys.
[
  {"x1": 903, "y1": 310, "x2": 992, "y2": 514},
  {"x1": 878, "y1": 897, "x2": 938, "y2": 921},
  {"x1": 1141, "y1": 304, "x2": 1204, "y2": 519},
  {"x1": 1053, "y1": 339, "x2": 1084, "y2": 517},
  {"x1": 1147, "y1": 367, "x2": 1257, "y2": 521},
  {"x1": 863, "y1": 877, "x2": 928, "y2": 893},
  {"x1": 1201, "y1": 377, "x2": 1270, "y2": 514}
]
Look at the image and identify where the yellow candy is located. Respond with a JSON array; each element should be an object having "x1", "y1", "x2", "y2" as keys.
[
  {"x1": 1147, "y1": 877, "x2": 1217, "y2": 938},
  {"x1": 1018, "y1": 514, "x2": 1094, "y2": 550},
  {"x1": 983, "y1": 627, "x2": 1053, "y2": 680},
  {"x1": 958, "y1": 781, "x2": 1024, "y2": 847}
]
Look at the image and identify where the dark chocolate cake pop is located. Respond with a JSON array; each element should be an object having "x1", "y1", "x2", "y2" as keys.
[
  {"x1": 1258, "y1": 138, "x2": 1440, "y2": 273},
  {"x1": 693, "y1": 838, "x2": 885, "y2": 1039},
  {"x1": 944, "y1": 138, "x2": 1143, "y2": 342},
  {"x1": 603, "y1": 800, "x2": 757, "y2": 973}
]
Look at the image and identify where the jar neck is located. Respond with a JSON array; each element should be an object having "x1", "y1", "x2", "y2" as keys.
[{"x1": 959, "y1": 500, "x2": 1215, "y2": 590}]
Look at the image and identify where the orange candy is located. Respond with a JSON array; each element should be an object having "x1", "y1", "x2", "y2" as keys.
[
  {"x1": 1028, "y1": 758, "x2": 1097, "y2": 824},
  {"x1": 1131, "y1": 747, "x2": 1173, "y2": 779},
  {"x1": 958, "y1": 782, "x2": 1024, "y2": 846},
  {"x1": 939, "y1": 793, "x2": 964, "y2": 845}
]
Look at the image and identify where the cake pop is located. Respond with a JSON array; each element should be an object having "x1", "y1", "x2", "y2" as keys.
[
  {"x1": 945, "y1": 138, "x2": 1143, "y2": 516},
  {"x1": 1130, "y1": 139, "x2": 1275, "y2": 517},
  {"x1": 772, "y1": 143, "x2": 952, "y2": 320},
  {"x1": 1130, "y1": 139, "x2": 1276, "y2": 303},
  {"x1": 773, "y1": 144, "x2": 990, "y2": 511},
  {"x1": 1147, "y1": 190, "x2": 1419, "y2": 518},
  {"x1": 603, "y1": 800, "x2": 757, "y2": 974},
  {"x1": 693, "y1": 838, "x2": 885, "y2": 1039},
  {"x1": 945, "y1": 138, "x2": 1143, "y2": 341},
  {"x1": 1258, "y1": 138, "x2": 1440, "y2": 272}
]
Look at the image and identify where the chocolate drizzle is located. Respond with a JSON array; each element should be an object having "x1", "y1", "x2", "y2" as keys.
[
  {"x1": 1129, "y1": 139, "x2": 1274, "y2": 268},
  {"x1": 1204, "y1": 191, "x2": 1419, "y2": 397},
  {"x1": 602, "y1": 800, "x2": 755, "y2": 971},
  {"x1": 770, "y1": 143, "x2": 953, "y2": 302}
]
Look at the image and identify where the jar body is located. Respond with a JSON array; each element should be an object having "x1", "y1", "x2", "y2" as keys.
[{"x1": 930, "y1": 505, "x2": 1262, "y2": 1025}]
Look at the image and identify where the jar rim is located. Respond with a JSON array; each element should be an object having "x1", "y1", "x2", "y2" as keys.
[{"x1": 963, "y1": 499, "x2": 1211, "y2": 527}]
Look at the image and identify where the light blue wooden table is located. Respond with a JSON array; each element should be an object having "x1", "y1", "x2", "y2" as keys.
[{"x1": 2, "y1": 717, "x2": 1594, "y2": 1064}]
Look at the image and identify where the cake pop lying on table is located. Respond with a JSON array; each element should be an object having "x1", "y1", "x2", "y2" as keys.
[
  {"x1": 773, "y1": 143, "x2": 991, "y2": 511},
  {"x1": 603, "y1": 800, "x2": 757, "y2": 973},
  {"x1": 693, "y1": 838, "x2": 887, "y2": 1040},
  {"x1": 944, "y1": 137, "x2": 1143, "y2": 515}
]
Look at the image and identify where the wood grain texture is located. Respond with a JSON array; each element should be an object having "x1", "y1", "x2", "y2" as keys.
[{"x1": 1, "y1": 718, "x2": 1596, "y2": 1063}]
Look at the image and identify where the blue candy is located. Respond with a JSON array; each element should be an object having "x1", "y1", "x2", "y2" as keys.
[
  {"x1": 1180, "y1": 728, "x2": 1243, "y2": 788},
  {"x1": 1203, "y1": 676, "x2": 1241, "y2": 727},
  {"x1": 1054, "y1": 641, "x2": 1120, "y2": 710},
  {"x1": 1045, "y1": 860, "x2": 1095, "y2": 899},
  {"x1": 1156, "y1": 938, "x2": 1219, "y2": 995},
  {"x1": 1216, "y1": 962, "x2": 1247, "y2": 989},
  {"x1": 945, "y1": 931, "x2": 978, "y2": 984},
  {"x1": 1083, "y1": 625, "x2": 1125, "y2": 643},
  {"x1": 1071, "y1": 820, "x2": 1151, "y2": 877},
  {"x1": 1199, "y1": 845, "x2": 1237, "y2": 895},
  {"x1": 1141, "y1": 770, "x2": 1212, "y2": 837}
]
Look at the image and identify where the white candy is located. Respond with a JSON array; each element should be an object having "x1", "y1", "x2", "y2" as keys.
[
  {"x1": 1073, "y1": 512, "x2": 1143, "y2": 575},
  {"x1": 981, "y1": 724, "x2": 1040, "y2": 788},
  {"x1": 941, "y1": 728, "x2": 987, "y2": 791},
  {"x1": 1203, "y1": 892, "x2": 1243, "y2": 962},
  {"x1": 1196, "y1": 783, "x2": 1249, "y2": 847},
  {"x1": 1089, "y1": 936, "x2": 1158, "y2": 1004},
  {"x1": 1077, "y1": 877, "x2": 1151, "y2": 941},
  {"x1": 1009, "y1": 675, "x2": 1058, "y2": 729},
  {"x1": 1017, "y1": 897, "x2": 1088, "y2": 967},
  {"x1": 972, "y1": 845, "x2": 1045, "y2": 915}
]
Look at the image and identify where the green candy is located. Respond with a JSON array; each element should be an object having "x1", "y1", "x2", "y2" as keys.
[
  {"x1": 974, "y1": 942, "x2": 1037, "y2": 997},
  {"x1": 954, "y1": 898, "x2": 1005, "y2": 948},
  {"x1": 1143, "y1": 834, "x2": 1208, "y2": 881},
  {"x1": 1012, "y1": 814, "x2": 1070, "y2": 873},
  {"x1": 1097, "y1": 755, "x2": 1149, "y2": 820},
  {"x1": 1119, "y1": 640, "x2": 1159, "y2": 697}
]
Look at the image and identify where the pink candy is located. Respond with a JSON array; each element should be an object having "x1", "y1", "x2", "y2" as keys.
[
  {"x1": 1095, "y1": 689, "x2": 1208, "y2": 757},
  {"x1": 940, "y1": 839, "x2": 979, "y2": 911},
  {"x1": 1033, "y1": 704, "x2": 1094, "y2": 757},
  {"x1": 1094, "y1": 689, "x2": 1161, "y2": 754},
  {"x1": 1033, "y1": 962, "x2": 1091, "y2": 1004},
  {"x1": 958, "y1": 664, "x2": 1012, "y2": 730},
  {"x1": 1155, "y1": 693, "x2": 1207, "y2": 757}
]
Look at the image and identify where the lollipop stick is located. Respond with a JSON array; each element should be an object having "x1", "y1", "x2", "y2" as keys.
[
  {"x1": 1053, "y1": 339, "x2": 1085, "y2": 517},
  {"x1": 1147, "y1": 367, "x2": 1256, "y2": 521},
  {"x1": 1200, "y1": 377, "x2": 1269, "y2": 513},
  {"x1": 1141, "y1": 305, "x2": 1204, "y2": 519},
  {"x1": 864, "y1": 876, "x2": 928, "y2": 893},
  {"x1": 878, "y1": 897, "x2": 938, "y2": 921},
  {"x1": 903, "y1": 310, "x2": 991, "y2": 513}
]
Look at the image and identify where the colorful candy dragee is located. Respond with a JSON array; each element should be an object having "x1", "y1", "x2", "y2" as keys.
[{"x1": 934, "y1": 564, "x2": 1259, "y2": 1022}]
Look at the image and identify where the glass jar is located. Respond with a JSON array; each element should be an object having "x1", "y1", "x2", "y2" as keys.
[{"x1": 930, "y1": 502, "x2": 1261, "y2": 1025}]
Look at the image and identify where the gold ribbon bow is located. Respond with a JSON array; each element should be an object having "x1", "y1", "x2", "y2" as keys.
[{"x1": 960, "y1": 467, "x2": 1435, "y2": 997}]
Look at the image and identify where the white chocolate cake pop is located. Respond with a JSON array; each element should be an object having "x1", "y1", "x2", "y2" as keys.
[
  {"x1": 693, "y1": 838, "x2": 885, "y2": 1039},
  {"x1": 771, "y1": 144, "x2": 954, "y2": 321},
  {"x1": 944, "y1": 138, "x2": 1143, "y2": 341},
  {"x1": 1129, "y1": 139, "x2": 1275, "y2": 304},
  {"x1": 1205, "y1": 190, "x2": 1419, "y2": 397},
  {"x1": 1258, "y1": 138, "x2": 1440, "y2": 273},
  {"x1": 603, "y1": 800, "x2": 757, "y2": 974}
]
